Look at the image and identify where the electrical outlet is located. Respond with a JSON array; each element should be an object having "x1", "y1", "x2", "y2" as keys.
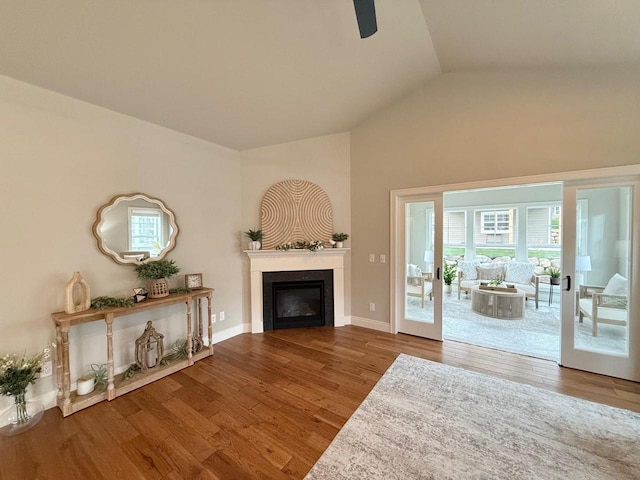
[
  {"x1": 369, "y1": 302, "x2": 375, "y2": 312},
  {"x1": 219, "y1": 311, "x2": 225, "y2": 321},
  {"x1": 380, "y1": 254, "x2": 386, "y2": 263},
  {"x1": 40, "y1": 360, "x2": 53, "y2": 378},
  {"x1": 369, "y1": 254, "x2": 375, "y2": 263},
  {"x1": 212, "y1": 313, "x2": 217, "y2": 323}
]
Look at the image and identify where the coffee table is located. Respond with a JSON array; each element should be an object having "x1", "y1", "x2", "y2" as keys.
[{"x1": 471, "y1": 285, "x2": 525, "y2": 320}]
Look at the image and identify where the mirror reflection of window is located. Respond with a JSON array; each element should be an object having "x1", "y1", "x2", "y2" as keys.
[{"x1": 128, "y1": 207, "x2": 165, "y2": 256}]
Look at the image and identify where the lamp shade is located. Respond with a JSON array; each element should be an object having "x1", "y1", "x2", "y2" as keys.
[
  {"x1": 424, "y1": 250, "x2": 434, "y2": 263},
  {"x1": 575, "y1": 255, "x2": 592, "y2": 272}
]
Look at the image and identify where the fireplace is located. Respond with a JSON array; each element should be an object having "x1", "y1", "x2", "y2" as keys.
[
  {"x1": 263, "y1": 270, "x2": 334, "y2": 331},
  {"x1": 246, "y1": 249, "x2": 347, "y2": 334}
]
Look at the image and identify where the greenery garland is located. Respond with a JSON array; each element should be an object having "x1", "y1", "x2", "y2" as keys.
[{"x1": 91, "y1": 296, "x2": 135, "y2": 310}]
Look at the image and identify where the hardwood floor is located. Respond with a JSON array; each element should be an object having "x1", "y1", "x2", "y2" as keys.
[{"x1": 2, "y1": 326, "x2": 639, "y2": 479}]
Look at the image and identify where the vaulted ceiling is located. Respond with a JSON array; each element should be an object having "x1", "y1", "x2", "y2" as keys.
[{"x1": 1, "y1": 1, "x2": 638, "y2": 150}]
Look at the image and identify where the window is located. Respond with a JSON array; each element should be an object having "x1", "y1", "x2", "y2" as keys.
[
  {"x1": 527, "y1": 205, "x2": 561, "y2": 260},
  {"x1": 443, "y1": 210, "x2": 466, "y2": 257},
  {"x1": 481, "y1": 210, "x2": 511, "y2": 234},
  {"x1": 129, "y1": 207, "x2": 164, "y2": 255},
  {"x1": 475, "y1": 209, "x2": 516, "y2": 259}
]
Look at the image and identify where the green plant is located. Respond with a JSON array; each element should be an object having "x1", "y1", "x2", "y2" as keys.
[
  {"x1": 91, "y1": 363, "x2": 107, "y2": 391},
  {"x1": 123, "y1": 364, "x2": 140, "y2": 381},
  {"x1": 546, "y1": 267, "x2": 561, "y2": 278},
  {"x1": 244, "y1": 229, "x2": 263, "y2": 241},
  {"x1": 161, "y1": 339, "x2": 189, "y2": 365},
  {"x1": 0, "y1": 349, "x2": 48, "y2": 397},
  {"x1": 91, "y1": 296, "x2": 134, "y2": 310},
  {"x1": 134, "y1": 259, "x2": 180, "y2": 280},
  {"x1": 332, "y1": 233, "x2": 349, "y2": 242},
  {"x1": 0, "y1": 347, "x2": 50, "y2": 425},
  {"x1": 443, "y1": 262, "x2": 457, "y2": 286},
  {"x1": 488, "y1": 273, "x2": 506, "y2": 287}
]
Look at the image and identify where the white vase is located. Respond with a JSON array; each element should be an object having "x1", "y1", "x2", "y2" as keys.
[
  {"x1": 76, "y1": 374, "x2": 95, "y2": 396},
  {"x1": 444, "y1": 284, "x2": 452, "y2": 294},
  {"x1": 335, "y1": 241, "x2": 344, "y2": 248},
  {"x1": 248, "y1": 241, "x2": 261, "y2": 250}
]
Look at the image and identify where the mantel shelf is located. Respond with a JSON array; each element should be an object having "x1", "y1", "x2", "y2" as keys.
[{"x1": 244, "y1": 248, "x2": 349, "y2": 259}]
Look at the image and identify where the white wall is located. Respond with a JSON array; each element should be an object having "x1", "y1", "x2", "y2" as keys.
[
  {"x1": 350, "y1": 68, "x2": 640, "y2": 324},
  {"x1": 240, "y1": 133, "x2": 352, "y2": 320},
  {"x1": 0, "y1": 75, "x2": 243, "y2": 409}
]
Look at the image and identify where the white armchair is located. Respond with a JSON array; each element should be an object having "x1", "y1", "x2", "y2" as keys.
[
  {"x1": 407, "y1": 271, "x2": 433, "y2": 308},
  {"x1": 578, "y1": 284, "x2": 628, "y2": 337}
]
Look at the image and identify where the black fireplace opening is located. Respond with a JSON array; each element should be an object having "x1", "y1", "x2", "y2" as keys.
[{"x1": 263, "y1": 270, "x2": 334, "y2": 331}]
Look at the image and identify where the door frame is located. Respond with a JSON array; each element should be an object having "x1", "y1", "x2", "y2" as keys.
[
  {"x1": 391, "y1": 192, "x2": 443, "y2": 338},
  {"x1": 390, "y1": 165, "x2": 640, "y2": 371},
  {"x1": 560, "y1": 178, "x2": 640, "y2": 381}
]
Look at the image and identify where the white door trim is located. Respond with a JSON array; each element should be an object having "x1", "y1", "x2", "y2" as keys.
[{"x1": 390, "y1": 164, "x2": 640, "y2": 198}]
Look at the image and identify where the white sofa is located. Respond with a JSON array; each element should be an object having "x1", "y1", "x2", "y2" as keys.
[{"x1": 457, "y1": 259, "x2": 540, "y2": 308}]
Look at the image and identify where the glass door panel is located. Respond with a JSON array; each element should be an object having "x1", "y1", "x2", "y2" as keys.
[
  {"x1": 561, "y1": 181, "x2": 639, "y2": 381},
  {"x1": 395, "y1": 195, "x2": 443, "y2": 339}
]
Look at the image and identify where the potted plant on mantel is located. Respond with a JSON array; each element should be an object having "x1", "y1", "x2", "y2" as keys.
[
  {"x1": 134, "y1": 259, "x2": 180, "y2": 298},
  {"x1": 546, "y1": 267, "x2": 561, "y2": 285},
  {"x1": 245, "y1": 229, "x2": 263, "y2": 250},
  {"x1": 331, "y1": 233, "x2": 349, "y2": 248}
]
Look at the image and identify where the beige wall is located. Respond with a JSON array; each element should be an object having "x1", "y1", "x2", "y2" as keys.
[
  {"x1": 0, "y1": 75, "x2": 243, "y2": 408},
  {"x1": 240, "y1": 133, "x2": 352, "y2": 319},
  {"x1": 350, "y1": 69, "x2": 640, "y2": 323}
]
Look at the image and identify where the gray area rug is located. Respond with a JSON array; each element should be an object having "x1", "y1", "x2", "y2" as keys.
[
  {"x1": 405, "y1": 288, "x2": 626, "y2": 361},
  {"x1": 305, "y1": 354, "x2": 640, "y2": 480}
]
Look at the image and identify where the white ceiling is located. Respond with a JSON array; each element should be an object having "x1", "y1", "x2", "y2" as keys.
[
  {"x1": 419, "y1": 0, "x2": 640, "y2": 71},
  {"x1": 1, "y1": 1, "x2": 638, "y2": 150}
]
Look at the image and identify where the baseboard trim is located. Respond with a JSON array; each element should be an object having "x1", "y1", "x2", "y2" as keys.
[
  {"x1": 212, "y1": 322, "x2": 251, "y2": 344},
  {"x1": 350, "y1": 316, "x2": 391, "y2": 333}
]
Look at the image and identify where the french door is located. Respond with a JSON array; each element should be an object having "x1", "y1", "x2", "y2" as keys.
[
  {"x1": 561, "y1": 179, "x2": 640, "y2": 381},
  {"x1": 392, "y1": 193, "x2": 443, "y2": 339}
]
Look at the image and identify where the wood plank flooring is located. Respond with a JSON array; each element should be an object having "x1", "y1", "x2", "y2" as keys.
[{"x1": 2, "y1": 326, "x2": 639, "y2": 479}]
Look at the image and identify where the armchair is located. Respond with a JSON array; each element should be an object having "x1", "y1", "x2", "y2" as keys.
[
  {"x1": 407, "y1": 272, "x2": 433, "y2": 308},
  {"x1": 578, "y1": 284, "x2": 628, "y2": 336}
]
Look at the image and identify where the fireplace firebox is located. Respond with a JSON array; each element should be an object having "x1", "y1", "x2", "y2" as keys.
[{"x1": 262, "y1": 270, "x2": 334, "y2": 331}]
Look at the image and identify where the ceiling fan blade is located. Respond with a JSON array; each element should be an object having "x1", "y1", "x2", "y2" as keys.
[{"x1": 353, "y1": 0, "x2": 377, "y2": 38}]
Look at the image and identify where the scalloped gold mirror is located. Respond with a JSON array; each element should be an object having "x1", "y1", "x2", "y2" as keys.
[{"x1": 92, "y1": 193, "x2": 179, "y2": 265}]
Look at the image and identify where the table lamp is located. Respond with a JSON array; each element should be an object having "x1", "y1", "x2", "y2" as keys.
[
  {"x1": 424, "y1": 250, "x2": 434, "y2": 274},
  {"x1": 575, "y1": 255, "x2": 592, "y2": 286}
]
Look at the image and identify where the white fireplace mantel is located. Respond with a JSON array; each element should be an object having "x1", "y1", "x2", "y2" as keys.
[{"x1": 245, "y1": 248, "x2": 349, "y2": 333}]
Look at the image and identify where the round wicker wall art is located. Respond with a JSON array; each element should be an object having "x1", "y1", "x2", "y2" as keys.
[{"x1": 261, "y1": 180, "x2": 333, "y2": 250}]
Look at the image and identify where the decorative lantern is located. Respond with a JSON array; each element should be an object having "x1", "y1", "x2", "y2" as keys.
[
  {"x1": 132, "y1": 287, "x2": 148, "y2": 303},
  {"x1": 135, "y1": 321, "x2": 164, "y2": 370}
]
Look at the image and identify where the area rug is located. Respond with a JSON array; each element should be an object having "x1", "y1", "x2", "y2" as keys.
[
  {"x1": 305, "y1": 354, "x2": 640, "y2": 480},
  {"x1": 405, "y1": 290, "x2": 627, "y2": 361}
]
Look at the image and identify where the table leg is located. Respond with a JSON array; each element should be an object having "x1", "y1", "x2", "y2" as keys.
[
  {"x1": 208, "y1": 291, "x2": 214, "y2": 355},
  {"x1": 60, "y1": 325, "x2": 71, "y2": 408},
  {"x1": 105, "y1": 314, "x2": 116, "y2": 401},
  {"x1": 186, "y1": 300, "x2": 193, "y2": 365}
]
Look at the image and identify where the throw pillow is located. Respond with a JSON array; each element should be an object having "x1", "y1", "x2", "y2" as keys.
[
  {"x1": 407, "y1": 264, "x2": 422, "y2": 286},
  {"x1": 505, "y1": 262, "x2": 536, "y2": 285},
  {"x1": 603, "y1": 273, "x2": 628, "y2": 296},
  {"x1": 477, "y1": 263, "x2": 505, "y2": 281},
  {"x1": 458, "y1": 260, "x2": 479, "y2": 280}
]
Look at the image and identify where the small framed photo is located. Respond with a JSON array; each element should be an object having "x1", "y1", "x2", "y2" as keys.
[{"x1": 185, "y1": 273, "x2": 203, "y2": 290}]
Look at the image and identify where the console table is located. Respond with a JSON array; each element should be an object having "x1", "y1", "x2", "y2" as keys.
[{"x1": 51, "y1": 288, "x2": 214, "y2": 417}]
